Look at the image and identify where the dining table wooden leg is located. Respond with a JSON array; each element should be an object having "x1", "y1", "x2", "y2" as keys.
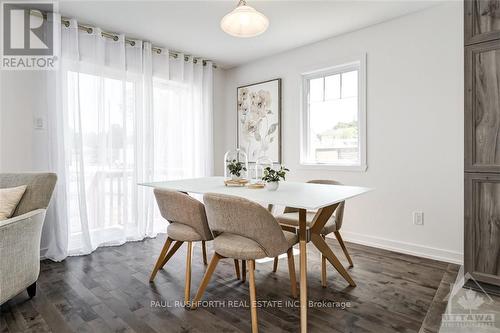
[
  {"x1": 311, "y1": 233, "x2": 356, "y2": 287},
  {"x1": 299, "y1": 209, "x2": 308, "y2": 333},
  {"x1": 334, "y1": 231, "x2": 354, "y2": 268}
]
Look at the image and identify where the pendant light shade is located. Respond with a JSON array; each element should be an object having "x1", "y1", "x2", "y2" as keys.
[{"x1": 221, "y1": 0, "x2": 269, "y2": 38}]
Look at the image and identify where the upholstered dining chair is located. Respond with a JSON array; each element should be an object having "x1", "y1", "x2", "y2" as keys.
[
  {"x1": 150, "y1": 189, "x2": 217, "y2": 304},
  {"x1": 274, "y1": 179, "x2": 353, "y2": 288},
  {"x1": 191, "y1": 193, "x2": 298, "y2": 333}
]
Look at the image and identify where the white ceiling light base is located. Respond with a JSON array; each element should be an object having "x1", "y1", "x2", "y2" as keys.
[{"x1": 220, "y1": 0, "x2": 269, "y2": 38}]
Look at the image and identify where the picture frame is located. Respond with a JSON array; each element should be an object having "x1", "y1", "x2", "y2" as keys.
[{"x1": 237, "y1": 78, "x2": 282, "y2": 164}]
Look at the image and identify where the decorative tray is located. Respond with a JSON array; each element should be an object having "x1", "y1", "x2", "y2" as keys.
[
  {"x1": 245, "y1": 183, "x2": 265, "y2": 189},
  {"x1": 224, "y1": 179, "x2": 249, "y2": 187}
]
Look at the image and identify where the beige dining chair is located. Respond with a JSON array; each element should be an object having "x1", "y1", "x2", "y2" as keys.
[
  {"x1": 150, "y1": 189, "x2": 234, "y2": 304},
  {"x1": 191, "y1": 193, "x2": 298, "y2": 333},
  {"x1": 274, "y1": 179, "x2": 353, "y2": 288}
]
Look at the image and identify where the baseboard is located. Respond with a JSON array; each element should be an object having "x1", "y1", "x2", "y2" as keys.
[
  {"x1": 38, "y1": 233, "x2": 463, "y2": 264},
  {"x1": 338, "y1": 231, "x2": 463, "y2": 265},
  {"x1": 464, "y1": 279, "x2": 500, "y2": 297}
]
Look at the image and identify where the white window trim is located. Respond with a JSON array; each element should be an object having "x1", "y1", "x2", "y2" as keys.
[{"x1": 299, "y1": 54, "x2": 367, "y2": 172}]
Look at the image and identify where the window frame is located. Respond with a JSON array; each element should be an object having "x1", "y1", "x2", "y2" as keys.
[{"x1": 300, "y1": 55, "x2": 367, "y2": 171}]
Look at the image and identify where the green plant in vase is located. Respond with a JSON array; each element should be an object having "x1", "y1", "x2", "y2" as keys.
[
  {"x1": 262, "y1": 165, "x2": 289, "y2": 191},
  {"x1": 227, "y1": 159, "x2": 247, "y2": 180}
]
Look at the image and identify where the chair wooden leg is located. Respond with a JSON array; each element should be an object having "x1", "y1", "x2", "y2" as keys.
[
  {"x1": 248, "y1": 260, "x2": 258, "y2": 333},
  {"x1": 150, "y1": 237, "x2": 173, "y2": 282},
  {"x1": 286, "y1": 248, "x2": 297, "y2": 298},
  {"x1": 202, "y1": 240, "x2": 208, "y2": 265},
  {"x1": 321, "y1": 255, "x2": 327, "y2": 288},
  {"x1": 242, "y1": 260, "x2": 247, "y2": 282},
  {"x1": 159, "y1": 241, "x2": 183, "y2": 269},
  {"x1": 185, "y1": 242, "x2": 193, "y2": 305},
  {"x1": 311, "y1": 234, "x2": 356, "y2": 287},
  {"x1": 234, "y1": 259, "x2": 241, "y2": 280},
  {"x1": 321, "y1": 235, "x2": 327, "y2": 288},
  {"x1": 273, "y1": 257, "x2": 279, "y2": 272},
  {"x1": 191, "y1": 253, "x2": 223, "y2": 310},
  {"x1": 27, "y1": 282, "x2": 36, "y2": 298},
  {"x1": 334, "y1": 231, "x2": 354, "y2": 268}
]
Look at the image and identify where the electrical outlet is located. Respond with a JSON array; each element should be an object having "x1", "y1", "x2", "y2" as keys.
[{"x1": 413, "y1": 211, "x2": 424, "y2": 226}]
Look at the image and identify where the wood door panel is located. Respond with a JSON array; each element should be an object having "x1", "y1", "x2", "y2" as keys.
[
  {"x1": 466, "y1": 0, "x2": 500, "y2": 45},
  {"x1": 465, "y1": 173, "x2": 500, "y2": 285},
  {"x1": 465, "y1": 41, "x2": 500, "y2": 172}
]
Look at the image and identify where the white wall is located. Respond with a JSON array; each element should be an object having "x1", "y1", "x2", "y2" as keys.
[
  {"x1": 0, "y1": 70, "x2": 54, "y2": 254},
  {"x1": 216, "y1": 2, "x2": 464, "y2": 263},
  {"x1": 0, "y1": 71, "x2": 47, "y2": 172}
]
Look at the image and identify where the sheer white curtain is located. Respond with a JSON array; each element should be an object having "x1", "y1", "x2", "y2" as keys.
[{"x1": 45, "y1": 17, "x2": 213, "y2": 260}]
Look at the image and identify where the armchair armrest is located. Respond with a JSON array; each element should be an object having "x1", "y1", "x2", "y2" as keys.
[{"x1": 0, "y1": 209, "x2": 46, "y2": 305}]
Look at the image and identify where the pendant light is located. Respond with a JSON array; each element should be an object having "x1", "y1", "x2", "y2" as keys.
[{"x1": 220, "y1": 0, "x2": 269, "y2": 38}]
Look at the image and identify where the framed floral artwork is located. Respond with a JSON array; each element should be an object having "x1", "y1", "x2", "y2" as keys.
[{"x1": 237, "y1": 79, "x2": 282, "y2": 163}]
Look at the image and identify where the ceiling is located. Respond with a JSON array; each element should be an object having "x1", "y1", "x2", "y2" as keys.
[{"x1": 59, "y1": 1, "x2": 441, "y2": 69}]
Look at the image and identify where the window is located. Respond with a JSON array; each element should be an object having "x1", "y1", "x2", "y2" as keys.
[
  {"x1": 66, "y1": 71, "x2": 137, "y2": 239},
  {"x1": 64, "y1": 69, "x2": 209, "y2": 253},
  {"x1": 301, "y1": 57, "x2": 366, "y2": 170},
  {"x1": 152, "y1": 78, "x2": 201, "y2": 178}
]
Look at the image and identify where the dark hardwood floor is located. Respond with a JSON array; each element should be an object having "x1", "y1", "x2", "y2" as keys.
[{"x1": 1, "y1": 236, "x2": 458, "y2": 333}]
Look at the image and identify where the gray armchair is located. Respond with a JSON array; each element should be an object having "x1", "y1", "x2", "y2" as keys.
[{"x1": 0, "y1": 173, "x2": 57, "y2": 305}]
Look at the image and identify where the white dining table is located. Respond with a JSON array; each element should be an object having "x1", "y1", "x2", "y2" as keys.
[{"x1": 140, "y1": 176, "x2": 371, "y2": 332}]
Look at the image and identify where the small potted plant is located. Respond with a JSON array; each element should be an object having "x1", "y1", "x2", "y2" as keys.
[
  {"x1": 262, "y1": 165, "x2": 289, "y2": 191},
  {"x1": 227, "y1": 159, "x2": 247, "y2": 180}
]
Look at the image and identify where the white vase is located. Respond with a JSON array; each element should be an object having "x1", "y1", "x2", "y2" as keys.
[
  {"x1": 231, "y1": 174, "x2": 241, "y2": 181},
  {"x1": 265, "y1": 181, "x2": 279, "y2": 191}
]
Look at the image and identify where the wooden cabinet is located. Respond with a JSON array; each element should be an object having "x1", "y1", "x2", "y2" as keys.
[
  {"x1": 465, "y1": 1, "x2": 500, "y2": 291},
  {"x1": 465, "y1": 41, "x2": 500, "y2": 173},
  {"x1": 465, "y1": 173, "x2": 500, "y2": 286},
  {"x1": 465, "y1": 0, "x2": 500, "y2": 45}
]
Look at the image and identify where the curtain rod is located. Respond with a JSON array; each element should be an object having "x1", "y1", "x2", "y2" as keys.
[{"x1": 32, "y1": 10, "x2": 217, "y2": 68}]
